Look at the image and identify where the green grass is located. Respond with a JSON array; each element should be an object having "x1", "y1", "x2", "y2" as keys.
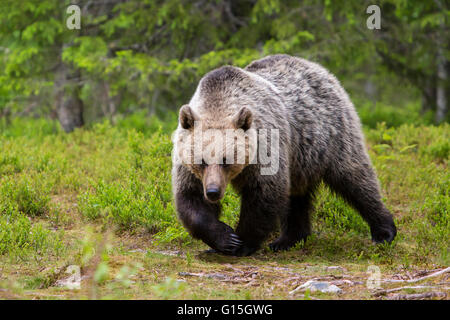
[
  {"x1": 0, "y1": 116, "x2": 448, "y2": 299},
  {"x1": 356, "y1": 101, "x2": 434, "y2": 129},
  {"x1": 0, "y1": 202, "x2": 64, "y2": 259}
]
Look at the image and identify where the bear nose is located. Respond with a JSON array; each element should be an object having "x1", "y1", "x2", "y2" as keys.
[{"x1": 206, "y1": 185, "x2": 221, "y2": 201}]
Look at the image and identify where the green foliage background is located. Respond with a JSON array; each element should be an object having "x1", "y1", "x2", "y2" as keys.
[{"x1": 0, "y1": 0, "x2": 448, "y2": 124}]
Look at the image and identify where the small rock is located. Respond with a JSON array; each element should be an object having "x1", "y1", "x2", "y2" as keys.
[
  {"x1": 290, "y1": 280, "x2": 343, "y2": 294},
  {"x1": 155, "y1": 250, "x2": 185, "y2": 257},
  {"x1": 129, "y1": 249, "x2": 146, "y2": 253},
  {"x1": 326, "y1": 266, "x2": 345, "y2": 272}
]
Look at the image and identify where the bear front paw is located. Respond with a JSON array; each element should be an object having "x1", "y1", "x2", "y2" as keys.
[
  {"x1": 371, "y1": 223, "x2": 397, "y2": 244},
  {"x1": 215, "y1": 232, "x2": 243, "y2": 255},
  {"x1": 207, "y1": 233, "x2": 259, "y2": 256}
]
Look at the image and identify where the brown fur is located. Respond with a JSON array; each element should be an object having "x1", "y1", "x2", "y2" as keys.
[{"x1": 172, "y1": 54, "x2": 397, "y2": 256}]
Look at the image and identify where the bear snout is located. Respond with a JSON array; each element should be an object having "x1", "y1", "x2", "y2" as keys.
[{"x1": 205, "y1": 184, "x2": 222, "y2": 202}]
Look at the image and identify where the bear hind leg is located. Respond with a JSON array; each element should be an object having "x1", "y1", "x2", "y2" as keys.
[{"x1": 325, "y1": 165, "x2": 397, "y2": 244}]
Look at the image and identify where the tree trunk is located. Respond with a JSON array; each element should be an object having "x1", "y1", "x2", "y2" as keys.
[
  {"x1": 421, "y1": 76, "x2": 437, "y2": 114},
  {"x1": 364, "y1": 79, "x2": 377, "y2": 103},
  {"x1": 101, "y1": 81, "x2": 119, "y2": 124},
  {"x1": 0, "y1": 106, "x2": 11, "y2": 126},
  {"x1": 435, "y1": 49, "x2": 448, "y2": 123},
  {"x1": 55, "y1": 63, "x2": 84, "y2": 133}
]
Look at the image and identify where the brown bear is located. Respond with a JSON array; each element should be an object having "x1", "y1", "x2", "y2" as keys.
[{"x1": 171, "y1": 54, "x2": 397, "y2": 256}]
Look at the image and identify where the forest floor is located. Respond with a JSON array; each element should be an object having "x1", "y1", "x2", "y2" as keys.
[
  {"x1": 0, "y1": 120, "x2": 448, "y2": 300},
  {"x1": 0, "y1": 223, "x2": 449, "y2": 300}
]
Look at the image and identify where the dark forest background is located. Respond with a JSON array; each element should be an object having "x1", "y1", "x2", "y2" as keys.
[{"x1": 0, "y1": 0, "x2": 448, "y2": 132}]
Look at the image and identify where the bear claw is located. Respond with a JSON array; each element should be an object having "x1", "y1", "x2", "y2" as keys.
[
  {"x1": 229, "y1": 233, "x2": 243, "y2": 246},
  {"x1": 217, "y1": 232, "x2": 244, "y2": 255},
  {"x1": 205, "y1": 233, "x2": 259, "y2": 256}
]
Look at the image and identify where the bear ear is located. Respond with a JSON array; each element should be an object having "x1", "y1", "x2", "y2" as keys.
[
  {"x1": 179, "y1": 105, "x2": 198, "y2": 129},
  {"x1": 233, "y1": 107, "x2": 253, "y2": 131}
]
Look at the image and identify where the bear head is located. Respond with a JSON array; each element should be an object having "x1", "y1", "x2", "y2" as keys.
[{"x1": 173, "y1": 103, "x2": 257, "y2": 203}]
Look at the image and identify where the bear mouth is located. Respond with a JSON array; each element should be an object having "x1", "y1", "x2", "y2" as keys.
[
  {"x1": 204, "y1": 190, "x2": 223, "y2": 203},
  {"x1": 204, "y1": 194, "x2": 222, "y2": 203}
]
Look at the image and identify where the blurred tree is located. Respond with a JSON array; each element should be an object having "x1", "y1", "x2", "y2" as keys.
[
  {"x1": 374, "y1": 0, "x2": 449, "y2": 123},
  {"x1": 0, "y1": 0, "x2": 448, "y2": 131},
  {"x1": 0, "y1": 1, "x2": 79, "y2": 131},
  {"x1": 320, "y1": 0, "x2": 448, "y2": 122}
]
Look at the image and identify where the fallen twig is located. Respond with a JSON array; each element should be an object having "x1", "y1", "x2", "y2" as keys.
[
  {"x1": 387, "y1": 292, "x2": 447, "y2": 300},
  {"x1": 178, "y1": 271, "x2": 255, "y2": 283},
  {"x1": 413, "y1": 269, "x2": 442, "y2": 278},
  {"x1": 373, "y1": 285, "x2": 450, "y2": 297},
  {"x1": 223, "y1": 264, "x2": 245, "y2": 274},
  {"x1": 178, "y1": 272, "x2": 227, "y2": 280},
  {"x1": 383, "y1": 267, "x2": 450, "y2": 283}
]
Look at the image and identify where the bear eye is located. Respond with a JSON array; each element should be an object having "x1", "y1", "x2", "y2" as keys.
[{"x1": 201, "y1": 159, "x2": 207, "y2": 168}]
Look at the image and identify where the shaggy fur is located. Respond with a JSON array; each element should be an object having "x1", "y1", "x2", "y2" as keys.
[{"x1": 172, "y1": 54, "x2": 397, "y2": 256}]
